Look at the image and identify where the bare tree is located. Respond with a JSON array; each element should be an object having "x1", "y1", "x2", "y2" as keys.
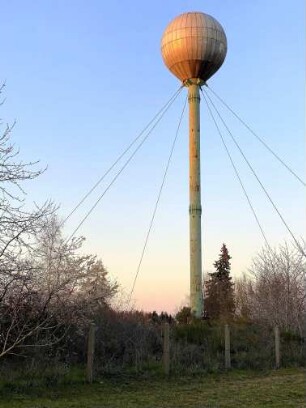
[
  {"x1": 0, "y1": 85, "x2": 57, "y2": 357},
  {"x1": 0, "y1": 87, "x2": 117, "y2": 358},
  {"x1": 0, "y1": 212, "x2": 118, "y2": 358},
  {"x1": 235, "y1": 243, "x2": 306, "y2": 335},
  {"x1": 235, "y1": 273, "x2": 254, "y2": 321},
  {"x1": 30, "y1": 215, "x2": 118, "y2": 324}
]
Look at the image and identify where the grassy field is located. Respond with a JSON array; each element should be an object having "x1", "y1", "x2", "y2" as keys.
[{"x1": 0, "y1": 368, "x2": 305, "y2": 408}]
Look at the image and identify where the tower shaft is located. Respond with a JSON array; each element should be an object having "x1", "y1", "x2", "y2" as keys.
[
  {"x1": 161, "y1": 11, "x2": 227, "y2": 319},
  {"x1": 188, "y1": 80, "x2": 203, "y2": 318}
]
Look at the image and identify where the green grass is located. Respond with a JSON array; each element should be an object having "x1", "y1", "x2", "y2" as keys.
[{"x1": 0, "y1": 368, "x2": 305, "y2": 408}]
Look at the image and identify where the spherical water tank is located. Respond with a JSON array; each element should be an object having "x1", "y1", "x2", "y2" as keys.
[{"x1": 161, "y1": 12, "x2": 227, "y2": 83}]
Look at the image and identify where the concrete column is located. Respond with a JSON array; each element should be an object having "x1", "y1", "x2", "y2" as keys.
[{"x1": 187, "y1": 79, "x2": 203, "y2": 318}]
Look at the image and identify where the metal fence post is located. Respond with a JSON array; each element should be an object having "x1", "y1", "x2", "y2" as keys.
[
  {"x1": 163, "y1": 322, "x2": 170, "y2": 375},
  {"x1": 274, "y1": 326, "x2": 281, "y2": 369},
  {"x1": 86, "y1": 322, "x2": 96, "y2": 383},
  {"x1": 225, "y1": 324, "x2": 231, "y2": 369}
]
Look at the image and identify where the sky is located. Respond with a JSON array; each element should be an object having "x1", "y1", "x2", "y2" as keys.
[{"x1": 0, "y1": 0, "x2": 305, "y2": 313}]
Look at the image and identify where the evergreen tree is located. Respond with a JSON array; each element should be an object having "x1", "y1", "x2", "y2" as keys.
[
  {"x1": 204, "y1": 244, "x2": 235, "y2": 321},
  {"x1": 175, "y1": 306, "x2": 192, "y2": 324}
]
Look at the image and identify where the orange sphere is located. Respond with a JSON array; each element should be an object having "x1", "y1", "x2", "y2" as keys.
[{"x1": 161, "y1": 12, "x2": 227, "y2": 83}]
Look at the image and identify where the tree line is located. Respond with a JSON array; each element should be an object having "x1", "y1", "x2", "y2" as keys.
[{"x1": 177, "y1": 241, "x2": 305, "y2": 338}]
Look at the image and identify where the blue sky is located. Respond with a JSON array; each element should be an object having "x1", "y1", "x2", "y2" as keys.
[{"x1": 1, "y1": 0, "x2": 305, "y2": 312}]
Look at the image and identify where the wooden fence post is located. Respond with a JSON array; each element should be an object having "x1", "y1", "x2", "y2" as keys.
[
  {"x1": 163, "y1": 322, "x2": 170, "y2": 376},
  {"x1": 224, "y1": 324, "x2": 231, "y2": 369},
  {"x1": 274, "y1": 326, "x2": 281, "y2": 369},
  {"x1": 86, "y1": 322, "x2": 96, "y2": 383}
]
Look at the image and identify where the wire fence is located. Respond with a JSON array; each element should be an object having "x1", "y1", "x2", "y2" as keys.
[{"x1": 84, "y1": 319, "x2": 305, "y2": 380}]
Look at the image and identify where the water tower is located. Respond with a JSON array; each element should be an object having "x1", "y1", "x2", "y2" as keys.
[{"x1": 161, "y1": 12, "x2": 227, "y2": 317}]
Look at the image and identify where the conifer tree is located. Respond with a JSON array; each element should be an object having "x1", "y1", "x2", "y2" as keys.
[{"x1": 204, "y1": 244, "x2": 235, "y2": 321}]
